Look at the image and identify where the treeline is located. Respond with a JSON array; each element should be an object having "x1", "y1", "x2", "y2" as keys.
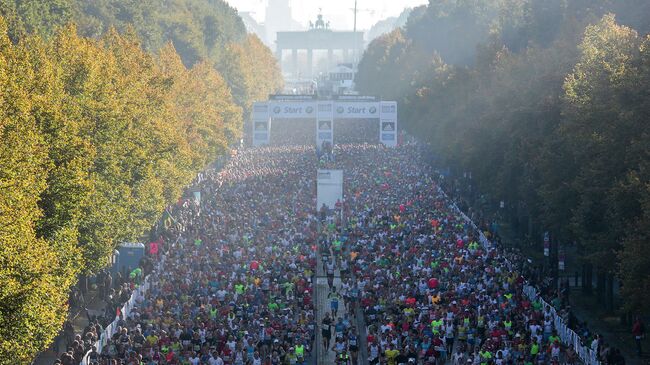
[
  {"x1": 357, "y1": 0, "x2": 650, "y2": 313},
  {"x1": 0, "y1": 0, "x2": 282, "y2": 362},
  {"x1": 0, "y1": 0, "x2": 284, "y2": 113}
]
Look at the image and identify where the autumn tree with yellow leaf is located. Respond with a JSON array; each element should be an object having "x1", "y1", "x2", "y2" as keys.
[{"x1": 0, "y1": 1, "x2": 281, "y2": 359}]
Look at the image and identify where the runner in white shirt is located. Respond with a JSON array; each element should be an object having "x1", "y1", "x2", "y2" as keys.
[
  {"x1": 252, "y1": 355, "x2": 262, "y2": 365},
  {"x1": 209, "y1": 353, "x2": 224, "y2": 365},
  {"x1": 452, "y1": 350, "x2": 465, "y2": 365},
  {"x1": 189, "y1": 354, "x2": 200, "y2": 365},
  {"x1": 368, "y1": 342, "x2": 380, "y2": 364}
]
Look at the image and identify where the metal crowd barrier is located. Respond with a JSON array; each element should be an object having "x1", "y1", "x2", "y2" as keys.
[
  {"x1": 523, "y1": 284, "x2": 601, "y2": 365},
  {"x1": 441, "y1": 186, "x2": 601, "y2": 365}
]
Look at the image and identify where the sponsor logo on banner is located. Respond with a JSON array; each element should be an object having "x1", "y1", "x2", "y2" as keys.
[
  {"x1": 382, "y1": 122, "x2": 395, "y2": 131},
  {"x1": 382, "y1": 104, "x2": 396, "y2": 113},
  {"x1": 255, "y1": 122, "x2": 267, "y2": 131},
  {"x1": 318, "y1": 132, "x2": 332, "y2": 140},
  {"x1": 318, "y1": 121, "x2": 332, "y2": 130},
  {"x1": 381, "y1": 133, "x2": 395, "y2": 141},
  {"x1": 270, "y1": 103, "x2": 316, "y2": 117},
  {"x1": 334, "y1": 102, "x2": 380, "y2": 118}
]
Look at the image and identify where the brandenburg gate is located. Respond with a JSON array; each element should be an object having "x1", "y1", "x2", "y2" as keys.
[{"x1": 276, "y1": 14, "x2": 363, "y2": 79}]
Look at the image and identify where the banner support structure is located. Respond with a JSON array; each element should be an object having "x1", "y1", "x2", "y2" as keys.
[{"x1": 251, "y1": 95, "x2": 398, "y2": 147}]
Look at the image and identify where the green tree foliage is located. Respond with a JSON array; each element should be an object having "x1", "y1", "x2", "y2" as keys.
[
  {"x1": 356, "y1": 28, "x2": 442, "y2": 102},
  {"x1": 366, "y1": 7, "x2": 412, "y2": 43},
  {"x1": 218, "y1": 34, "x2": 283, "y2": 115},
  {"x1": 72, "y1": 0, "x2": 250, "y2": 82},
  {"x1": 0, "y1": 0, "x2": 72, "y2": 41},
  {"x1": 0, "y1": 17, "x2": 80, "y2": 363},
  {"x1": 357, "y1": 1, "x2": 650, "y2": 311},
  {"x1": 72, "y1": 0, "x2": 281, "y2": 117},
  {"x1": 0, "y1": 0, "x2": 282, "y2": 355},
  {"x1": 615, "y1": 35, "x2": 650, "y2": 311},
  {"x1": 404, "y1": 0, "x2": 504, "y2": 65},
  {"x1": 159, "y1": 42, "x2": 243, "y2": 170},
  {"x1": 2, "y1": 0, "x2": 283, "y2": 118},
  {"x1": 562, "y1": 20, "x2": 650, "y2": 311},
  {"x1": 73, "y1": 0, "x2": 245, "y2": 65},
  {"x1": 560, "y1": 15, "x2": 642, "y2": 266}
]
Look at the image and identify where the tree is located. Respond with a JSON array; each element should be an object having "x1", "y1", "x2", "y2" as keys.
[
  {"x1": 366, "y1": 7, "x2": 412, "y2": 43},
  {"x1": 218, "y1": 34, "x2": 283, "y2": 117},
  {"x1": 0, "y1": 0, "x2": 72, "y2": 42},
  {"x1": 74, "y1": 0, "x2": 246, "y2": 68},
  {"x1": 0, "y1": 18, "x2": 80, "y2": 363},
  {"x1": 0, "y1": 0, "x2": 282, "y2": 359},
  {"x1": 561, "y1": 14, "x2": 641, "y2": 267}
]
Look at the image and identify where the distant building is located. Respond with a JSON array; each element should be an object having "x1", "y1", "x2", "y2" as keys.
[
  {"x1": 276, "y1": 13, "x2": 363, "y2": 81},
  {"x1": 265, "y1": 0, "x2": 303, "y2": 50}
]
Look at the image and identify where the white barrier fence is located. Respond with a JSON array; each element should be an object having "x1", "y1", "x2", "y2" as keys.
[
  {"x1": 522, "y1": 285, "x2": 601, "y2": 365},
  {"x1": 80, "y1": 255, "x2": 165, "y2": 365},
  {"x1": 441, "y1": 186, "x2": 601, "y2": 365}
]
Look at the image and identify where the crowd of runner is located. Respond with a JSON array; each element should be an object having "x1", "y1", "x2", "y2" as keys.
[
  {"x1": 318, "y1": 144, "x2": 584, "y2": 365},
  {"x1": 63, "y1": 146, "x2": 324, "y2": 365},
  {"x1": 52, "y1": 120, "x2": 621, "y2": 365}
]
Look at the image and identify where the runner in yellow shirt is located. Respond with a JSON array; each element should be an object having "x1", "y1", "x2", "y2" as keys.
[{"x1": 385, "y1": 344, "x2": 400, "y2": 365}]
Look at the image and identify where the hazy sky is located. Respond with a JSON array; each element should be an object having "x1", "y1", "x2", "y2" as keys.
[{"x1": 225, "y1": 0, "x2": 428, "y2": 30}]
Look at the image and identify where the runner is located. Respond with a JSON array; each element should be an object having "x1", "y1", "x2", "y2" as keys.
[
  {"x1": 328, "y1": 288, "x2": 341, "y2": 318},
  {"x1": 322, "y1": 312, "x2": 333, "y2": 352},
  {"x1": 348, "y1": 327, "x2": 359, "y2": 365},
  {"x1": 326, "y1": 258, "x2": 336, "y2": 290}
]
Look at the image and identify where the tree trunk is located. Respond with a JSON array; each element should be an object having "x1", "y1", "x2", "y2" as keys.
[
  {"x1": 596, "y1": 270, "x2": 606, "y2": 305},
  {"x1": 582, "y1": 263, "x2": 592, "y2": 294},
  {"x1": 606, "y1": 273, "x2": 615, "y2": 313},
  {"x1": 80, "y1": 275, "x2": 88, "y2": 294}
]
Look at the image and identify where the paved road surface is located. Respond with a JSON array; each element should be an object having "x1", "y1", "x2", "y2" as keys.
[{"x1": 316, "y1": 256, "x2": 345, "y2": 364}]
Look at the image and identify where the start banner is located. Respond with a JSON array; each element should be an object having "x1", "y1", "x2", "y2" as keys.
[
  {"x1": 249, "y1": 98, "x2": 398, "y2": 147},
  {"x1": 334, "y1": 102, "x2": 380, "y2": 119},
  {"x1": 269, "y1": 102, "x2": 317, "y2": 118}
]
